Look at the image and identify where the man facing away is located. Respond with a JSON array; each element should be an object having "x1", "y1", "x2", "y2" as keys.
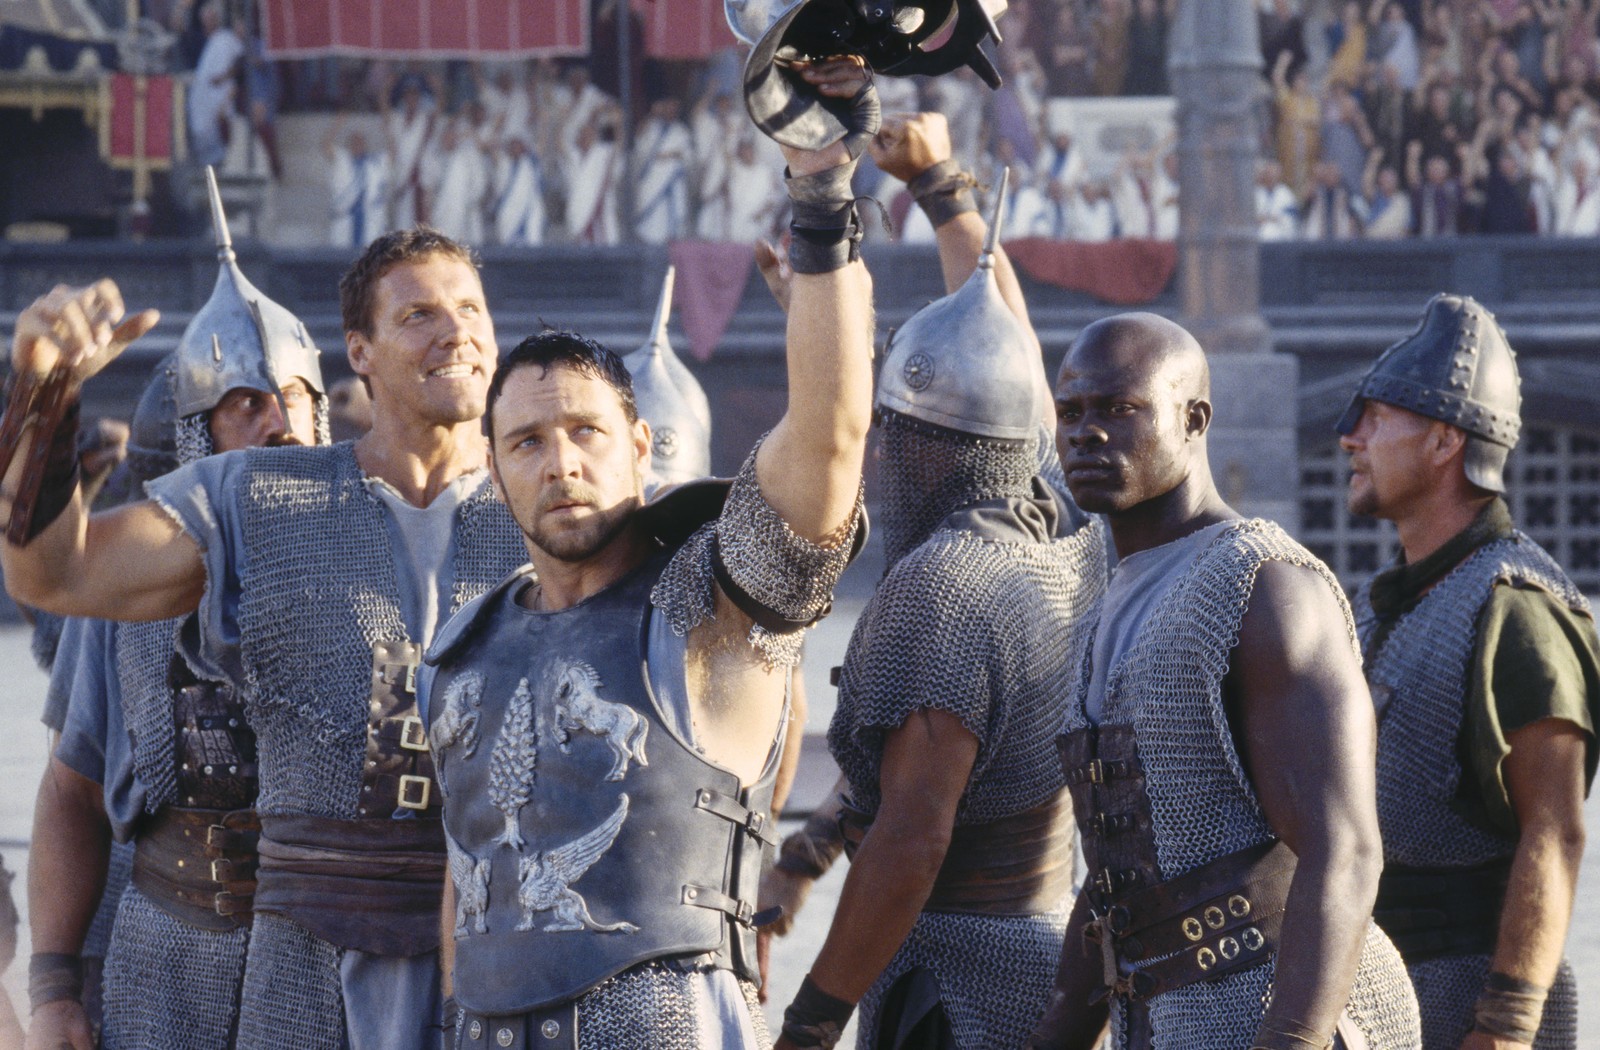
[
  {"x1": 761, "y1": 112, "x2": 1110, "y2": 1050},
  {"x1": 1338, "y1": 294, "x2": 1599, "y2": 1050},
  {"x1": 1026, "y1": 314, "x2": 1421, "y2": 1050},
  {"x1": 26, "y1": 177, "x2": 329, "y2": 1050},
  {"x1": 0, "y1": 225, "x2": 529, "y2": 1050},
  {"x1": 419, "y1": 60, "x2": 878, "y2": 1050}
]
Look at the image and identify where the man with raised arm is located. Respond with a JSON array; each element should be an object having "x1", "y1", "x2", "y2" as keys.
[
  {"x1": 0, "y1": 225, "x2": 528, "y2": 1050},
  {"x1": 1026, "y1": 314, "x2": 1420, "y2": 1050},
  {"x1": 1338, "y1": 295, "x2": 1599, "y2": 1050},
  {"x1": 756, "y1": 112, "x2": 1110, "y2": 1050},
  {"x1": 418, "y1": 61, "x2": 878, "y2": 1050}
]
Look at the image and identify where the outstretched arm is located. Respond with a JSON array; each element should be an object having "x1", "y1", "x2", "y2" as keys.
[
  {"x1": 1228, "y1": 561, "x2": 1382, "y2": 1047},
  {"x1": 0, "y1": 282, "x2": 205, "y2": 621},
  {"x1": 753, "y1": 61, "x2": 877, "y2": 546}
]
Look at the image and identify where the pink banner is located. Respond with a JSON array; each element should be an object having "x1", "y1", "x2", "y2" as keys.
[
  {"x1": 637, "y1": 0, "x2": 737, "y2": 60},
  {"x1": 1003, "y1": 237, "x2": 1177, "y2": 306},
  {"x1": 263, "y1": 0, "x2": 588, "y2": 58},
  {"x1": 668, "y1": 241, "x2": 756, "y2": 361}
]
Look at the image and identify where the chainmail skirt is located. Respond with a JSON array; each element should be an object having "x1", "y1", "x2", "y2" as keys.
[
  {"x1": 857, "y1": 910, "x2": 1068, "y2": 1050},
  {"x1": 1410, "y1": 954, "x2": 1576, "y2": 1050},
  {"x1": 101, "y1": 884, "x2": 250, "y2": 1050},
  {"x1": 234, "y1": 912, "x2": 344, "y2": 1050}
]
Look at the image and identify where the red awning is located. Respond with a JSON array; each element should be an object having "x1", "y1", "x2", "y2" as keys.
[
  {"x1": 638, "y1": 0, "x2": 737, "y2": 60},
  {"x1": 262, "y1": 0, "x2": 589, "y2": 58}
]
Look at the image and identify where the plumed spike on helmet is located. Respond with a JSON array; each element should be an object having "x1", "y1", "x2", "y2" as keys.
[
  {"x1": 172, "y1": 166, "x2": 326, "y2": 422},
  {"x1": 876, "y1": 168, "x2": 1038, "y2": 442},
  {"x1": 729, "y1": 0, "x2": 1005, "y2": 150},
  {"x1": 622, "y1": 266, "x2": 714, "y2": 486},
  {"x1": 1336, "y1": 293, "x2": 1522, "y2": 492},
  {"x1": 125, "y1": 354, "x2": 181, "y2": 484}
]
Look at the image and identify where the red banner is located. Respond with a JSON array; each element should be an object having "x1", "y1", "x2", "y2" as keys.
[
  {"x1": 262, "y1": 0, "x2": 588, "y2": 58},
  {"x1": 104, "y1": 73, "x2": 177, "y2": 167},
  {"x1": 638, "y1": 0, "x2": 737, "y2": 60}
]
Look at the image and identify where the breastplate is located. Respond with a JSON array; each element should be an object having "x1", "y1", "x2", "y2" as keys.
[{"x1": 429, "y1": 553, "x2": 777, "y2": 1016}]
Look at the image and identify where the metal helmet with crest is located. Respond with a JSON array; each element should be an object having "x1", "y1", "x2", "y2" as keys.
[
  {"x1": 1336, "y1": 293, "x2": 1521, "y2": 493},
  {"x1": 727, "y1": 0, "x2": 1006, "y2": 150},
  {"x1": 171, "y1": 166, "x2": 328, "y2": 458},
  {"x1": 876, "y1": 170, "x2": 1042, "y2": 441},
  {"x1": 622, "y1": 266, "x2": 713, "y2": 488}
]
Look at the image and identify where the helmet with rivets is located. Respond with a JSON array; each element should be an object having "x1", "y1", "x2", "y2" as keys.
[
  {"x1": 622, "y1": 266, "x2": 713, "y2": 488},
  {"x1": 1336, "y1": 293, "x2": 1521, "y2": 492},
  {"x1": 172, "y1": 166, "x2": 327, "y2": 435}
]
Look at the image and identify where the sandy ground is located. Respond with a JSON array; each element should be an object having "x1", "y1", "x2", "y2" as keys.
[{"x1": 2, "y1": 610, "x2": 1597, "y2": 1045}]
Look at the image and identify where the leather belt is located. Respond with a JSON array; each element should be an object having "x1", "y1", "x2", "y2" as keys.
[
  {"x1": 1084, "y1": 840, "x2": 1296, "y2": 1004},
  {"x1": 459, "y1": 1001, "x2": 578, "y2": 1050},
  {"x1": 131, "y1": 807, "x2": 260, "y2": 931},
  {"x1": 838, "y1": 794, "x2": 1077, "y2": 917},
  {"x1": 1373, "y1": 858, "x2": 1511, "y2": 963}
]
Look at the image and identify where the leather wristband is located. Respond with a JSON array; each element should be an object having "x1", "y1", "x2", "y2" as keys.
[
  {"x1": 0, "y1": 369, "x2": 82, "y2": 545},
  {"x1": 28, "y1": 951, "x2": 83, "y2": 1013},
  {"x1": 781, "y1": 974, "x2": 854, "y2": 1049},
  {"x1": 1249, "y1": 1015, "x2": 1331, "y2": 1050},
  {"x1": 1473, "y1": 971, "x2": 1547, "y2": 1044},
  {"x1": 787, "y1": 162, "x2": 862, "y2": 275},
  {"x1": 775, "y1": 806, "x2": 847, "y2": 879},
  {"x1": 907, "y1": 160, "x2": 980, "y2": 229}
]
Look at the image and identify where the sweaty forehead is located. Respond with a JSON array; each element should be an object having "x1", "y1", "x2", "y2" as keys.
[{"x1": 1058, "y1": 315, "x2": 1206, "y2": 397}]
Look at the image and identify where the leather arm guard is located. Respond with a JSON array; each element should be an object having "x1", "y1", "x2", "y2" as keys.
[
  {"x1": 774, "y1": 803, "x2": 848, "y2": 880},
  {"x1": 786, "y1": 84, "x2": 880, "y2": 275},
  {"x1": 0, "y1": 369, "x2": 82, "y2": 545},
  {"x1": 907, "y1": 160, "x2": 980, "y2": 229},
  {"x1": 28, "y1": 952, "x2": 83, "y2": 1013}
]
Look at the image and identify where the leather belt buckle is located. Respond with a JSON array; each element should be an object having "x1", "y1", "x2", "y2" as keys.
[
  {"x1": 213, "y1": 890, "x2": 252, "y2": 917},
  {"x1": 399, "y1": 716, "x2": 429, "y2": 752},
  {"x1": 398, "y1": 774, "x2": 432, "y2": 810},
  {"x1": 211, "y1": 857, "x2": 237, "y2": 883}
]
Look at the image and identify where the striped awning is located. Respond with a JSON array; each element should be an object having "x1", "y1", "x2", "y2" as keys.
[{"x1": 262, "y1": 0, "x2": 589, "y2": 58}]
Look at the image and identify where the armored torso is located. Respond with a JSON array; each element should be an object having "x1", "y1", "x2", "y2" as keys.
[{"x1": 428, "y1": 553, "x2": 776, "y2": 1017}]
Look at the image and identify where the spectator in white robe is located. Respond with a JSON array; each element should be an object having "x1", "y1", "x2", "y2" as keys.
[
  {"x1": 1068, "y1": 181, "x2": 1120, "y2": 242},
  {"x1": 1256, "y1": 159, "x2": 1300, "y2": 240},
  {"x1": 632, "y1": 97, "x2": 694, "y2": 243},
  {"x1": 1301, "y1": 160, "x2": 1367, "y2": 238},
  {"x1": 479, "y1": 64, "x2": 532, "y2": 144},
  {"x1": 491, "y1": 136, "x2": 547, "y2": 246},
  {"x1": 187, "y1": 1, "x2": 244, "y2": 168},
  {"x1": 567, "y1": 119, "x2": 622, "y2": 245},
  {"x1": 1035, "y1": 125, "x2": 1086, "y2": 239},
  {"x1": 1553, "y1": 152, "x2": 1600, "y2": 235},
  {"x1": 1113, "y1": 150, "x2": 1179, "y2": 239},
  {"x1": 698, "y1": 136, "x2": 783, "y2": 242},
  {"x1": 1509, "y1": 117, "x2": 1557, "y2": 232},
  {"x1": 425, "y1": 107, "x2": 491, "y2": 246},
  {"x1": 1362, "y1": 162, "x2": 1412, "y2": 238},
  {"x1": 382, "y1": 75, "x2": 438, "y2": 228},
  {"x1": 324, "y1": 124, "x2": 390, "y2": 249}
]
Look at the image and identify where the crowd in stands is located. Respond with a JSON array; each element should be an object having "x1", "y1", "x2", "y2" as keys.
[{"x1": 167, "y1": 0, "x2": 1600, "y2": 245}]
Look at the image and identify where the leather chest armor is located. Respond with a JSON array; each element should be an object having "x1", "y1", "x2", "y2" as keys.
[
  {"x1": 428, "y1": 553, "x2": 777, "y2": 1017},
  {"x1": 173, "y1": 654, "x2": 257, "y2": 810}
]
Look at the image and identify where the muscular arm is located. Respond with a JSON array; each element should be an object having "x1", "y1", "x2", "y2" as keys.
[
  {"x1": 788, "y1": 709, "x2": 977, "y2": 1011},
  {"x1": 1228, "y1": 561, "x2": 1382, "y2": 1043},
  {"x1": 1464, "y1": 718, "x2": 1588, "y2": 1050},
  {"x1": 24, "y1": 758, "x2": 109, "y2": 1050}
]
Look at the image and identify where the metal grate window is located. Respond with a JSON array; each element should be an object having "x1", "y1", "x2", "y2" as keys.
[{"x1": 1298, "y1": 425, "x2": 1600, "y2": 595}]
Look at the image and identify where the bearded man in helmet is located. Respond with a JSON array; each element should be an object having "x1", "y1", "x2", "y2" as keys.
[
  {"x1": 25, "y1": 171, "x2": 329, "y2": 1050},
  {"x1": 764, "y1": 112, "x2": 1109, "y2": 1050},
  {"x1": 1337, "y1": 294, "x2": 1600, "y2": 1050}
]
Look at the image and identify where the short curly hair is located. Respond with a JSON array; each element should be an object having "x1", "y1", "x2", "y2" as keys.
[
  {"x1": 338, "y1": 227, "x2": 479, "y2": 338},
  {"x1": 485, "y1": 330, "x2": 637, "y2": 446}
]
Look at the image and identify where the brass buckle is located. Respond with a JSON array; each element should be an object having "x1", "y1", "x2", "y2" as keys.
[
  {"x1": 398, "y1": 774, "x2": 432, "y2": 810},
  {"x1": 399, "y1": 716, "x2": 429, "y2": 751},
  {"x1": 211, "y1": 858, "x2": 232, "y2": 883}
]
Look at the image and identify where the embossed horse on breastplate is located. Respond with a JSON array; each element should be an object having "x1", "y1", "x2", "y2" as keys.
[{"x1": 551, "y1": 661, "x2": 649, "y2": 782}]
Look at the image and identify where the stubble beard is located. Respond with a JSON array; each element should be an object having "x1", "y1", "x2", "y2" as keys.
[{"x1": 521, "y1": 494, "x2": 643, "y2": 564}]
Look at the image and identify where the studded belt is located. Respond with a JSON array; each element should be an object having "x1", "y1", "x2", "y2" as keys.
[
  {"x1": 131, "y1": 807, "x2": 260, "y2": 931},
  {"x1": 458, "y1": 1002, "x2": 578, "y2": 1050},
  {"x1": 1082, "y1": 840, "x2": 1296, "y2": 1004}
]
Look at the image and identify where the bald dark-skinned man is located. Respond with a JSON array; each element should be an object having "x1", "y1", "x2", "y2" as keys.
[{"x1": 1026, "y1": 314, "x2": 1420, "y2": 1050}]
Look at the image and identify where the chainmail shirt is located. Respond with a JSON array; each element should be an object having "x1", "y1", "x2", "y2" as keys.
[
  {"x1": 1063, "y1": 520, "x2": 1420, "y2": 1050},
  {"x1": 1355, "y1": 531, "x2": 1590, "y2": 1050}
]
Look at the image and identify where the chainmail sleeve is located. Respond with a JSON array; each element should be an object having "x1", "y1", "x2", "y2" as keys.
[{"x1": 651, "y1": 442, "x2": 863, "y2": 668}]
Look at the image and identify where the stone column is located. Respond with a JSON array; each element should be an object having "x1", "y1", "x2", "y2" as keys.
[{"x1": 1169, "y1": 0, "x2": 1299, "y2": 530}]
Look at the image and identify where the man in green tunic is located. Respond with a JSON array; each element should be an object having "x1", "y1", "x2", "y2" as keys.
[{"x1": 1337, "y1": 293, "x2": 1600, "y2": 1050}]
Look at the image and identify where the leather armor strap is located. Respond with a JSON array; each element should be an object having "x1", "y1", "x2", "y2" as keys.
[
  {"x1": 907, "y1": 160, "x2": 980, "y2": 229},
  {"x1": 1372, "y1": 858, "x2": 1511, "y2": 962},
  {"x1": 922, "y1": 794, "x2": 1076, "y2": 916},
  {"x1": 131, "y1": 807, "x2": 261, "y2": 931},
  {"x1": 253, "y1": 814, "x2": 445, "y2": 956},
  {"x1": 362, "y1": 640, "x2": 442, "y2": 817},
  {"x1": 0, "y1": 368, "x2": 82, "y2": 545},
  {"x1": 1083, "y1": 840, "x2": 1296, "y2": 1004},
  {"x1": 692, "y1": 787, "x2": 780, "y2": 848}
]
